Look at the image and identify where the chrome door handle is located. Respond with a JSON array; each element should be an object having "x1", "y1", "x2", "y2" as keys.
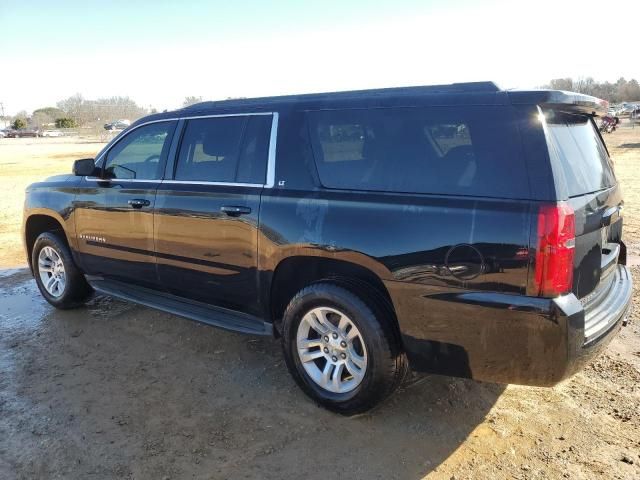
[
  {"x1": 220, "y1": 205, "x2": 251, "y2": 216},
  {"x1": 128, "y1": 199, "x2": 150, "y2": 209}
]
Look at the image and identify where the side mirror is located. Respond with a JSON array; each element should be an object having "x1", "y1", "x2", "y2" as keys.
[{"x1": 72, "y1": 158, "x2": 98, "y2": 177}]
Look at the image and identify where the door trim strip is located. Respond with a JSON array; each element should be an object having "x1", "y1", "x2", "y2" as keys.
[{"x1": 85, "y1": 240, "x2": 243, "y2": 272}]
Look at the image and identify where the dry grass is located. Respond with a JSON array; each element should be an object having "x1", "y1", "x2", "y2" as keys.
[{"x1": 0, "y1": 137, "x2": 106, "y2": 266}]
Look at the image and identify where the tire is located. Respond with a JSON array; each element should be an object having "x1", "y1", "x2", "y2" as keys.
[
  {"x1": 32, "y1": 231, "x2": 92, "y2": 309},
  {"x1": 281, "y1": 282, "x2": 407, "y2": 415}
]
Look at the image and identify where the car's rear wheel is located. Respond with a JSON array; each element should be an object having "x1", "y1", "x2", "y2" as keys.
[
  {"x1": 282, "y1": 282, "x2": 407, "y2": 415},
  {"x1": 32, "y1": 232, "x2": 92, "y2": 309},
  {"x1": 296, "y1": 305, "x2": 368, "y2": 394}
]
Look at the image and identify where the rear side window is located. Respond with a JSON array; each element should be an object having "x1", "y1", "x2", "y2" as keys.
[
  {"x1": 237, "y1": 115, "x2": 272, "y2": 184},
  {"x1": 544, "y1": 112, "x2": 616, "y2": 197},
  {"x1": 307, "y1": 106, "x2": 528, "y2": 197},
  {"x1": 175, "y1": 115, "x2": 271, "y2": 184}
]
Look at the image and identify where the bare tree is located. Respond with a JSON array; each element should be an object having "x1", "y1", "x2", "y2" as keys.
[
  {"x1": 573, "y1": 77, "x2": 597, "y2": 96},
  {"x1": 56, "y1": 94, "x2": 148, "y2": 127},
  {"x1": 31, "y1": 111, "x2": 53, "y2": 128},
  {"x1": 549, "y1": 78, "x2": 573, "y2": 91},
  {"x1": 93, "y1": 96, "x2": 147, "y2": 122},
  {"x1": 56, "y1": 94, "x2": 85, "y2": 122},
  {"x1": 183, "y1": 96, "x2": 203, "y2": 107},
  {"x1": 618, "y1": 79, "x2": 640, "y2": 102},
  {"x1": 544, "y1": 77, "x2": 640, "y2": 102}
]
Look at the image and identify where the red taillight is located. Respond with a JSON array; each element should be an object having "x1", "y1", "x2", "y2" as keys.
[{"x1": 533, "y1": 202, "x2": 575, "y2": 297}]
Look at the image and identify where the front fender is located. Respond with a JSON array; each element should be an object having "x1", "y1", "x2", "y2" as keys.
[{"x1": 23, "y1": 181, "x2": 79, "y2": 266}]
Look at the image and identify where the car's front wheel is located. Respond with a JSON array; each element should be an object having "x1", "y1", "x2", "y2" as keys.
[
  {"x1": 32, "y1": 231, "x2": 92, "y2": 309},
  {"x1": 282, "y1": 282, "x2": 407, "y2": 415}
]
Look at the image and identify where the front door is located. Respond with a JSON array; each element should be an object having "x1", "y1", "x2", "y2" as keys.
[
  {"x1": 74, "y1": 120, "x2": 177, "y2": 287},
  {"x1": 154, "y1": 113, "x2": 274, "y2": 316}
]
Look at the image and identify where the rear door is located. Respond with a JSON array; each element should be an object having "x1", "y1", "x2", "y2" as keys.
[
  {"x1": 74, "y1": 120, "x2": 177, "y2": 287},
  {"x1": 154, "y1": 113, "x2": 274, "y2": 317},
  {"x1": 543, "y1": 110, "x2": 622, "y2": 300}
]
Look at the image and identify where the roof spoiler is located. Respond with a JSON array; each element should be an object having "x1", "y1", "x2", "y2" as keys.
[{"x1": 508, "y1": 90, "x2": 609, "y2": 116}]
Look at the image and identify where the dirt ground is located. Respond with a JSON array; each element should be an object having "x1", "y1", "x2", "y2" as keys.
[{"x1": 1, "y1": 126, "x2": 639, "y2": 480}]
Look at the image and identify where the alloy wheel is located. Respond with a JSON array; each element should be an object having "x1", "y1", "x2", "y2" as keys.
[
  {"x1": 38, "y1": 246, "x2": 66, "y2": 297},
  {"x1": 296, "y1": 306, "x2": 368, "y2": 393}
]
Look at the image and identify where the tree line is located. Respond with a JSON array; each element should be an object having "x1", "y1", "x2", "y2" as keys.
[
  {"x1": 7, "y1": 95, "x2": 214, "y2": 130},
  {"x1": 9, "y1": 95, "x2": 154, "y2": 130},
  {"x1": 543, "y1": 77, "x2": 640, "y2": 103},
  {"x1": 6, "y1": 81, "x2": 640, "y2": 131},
  {"x1": 6, "y1": 95, "x2": 211, "y2": 130}
]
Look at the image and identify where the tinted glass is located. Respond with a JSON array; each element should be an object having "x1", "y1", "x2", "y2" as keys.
[
  {"x1": 307, "y1": 106, "x2": 527, "y2": 197},
  {"x1": 175, "y1": 117, "x2": 245, "y2": 182},
  {"x1": 545, "y1": 112, "x2": 616, "y2": 197},
  {"x1": 237, "y1": 115, "x2": 271, "y2": 184},
  {"x1": 103, "y1": 122, "x2": 175, "y2": 180}
]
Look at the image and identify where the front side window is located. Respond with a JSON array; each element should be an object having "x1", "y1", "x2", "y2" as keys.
[
  {"x1": 103, "y1": 121, "x2": 176, "y2": 180},
  {"x1": 174, "y1": 115, "x2": 271, "y2": 183},
  {"x1": 307, "y1": 106, "x2": 528, "y2": 198}
]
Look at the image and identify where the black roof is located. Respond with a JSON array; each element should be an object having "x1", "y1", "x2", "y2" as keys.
[
  {"x1": 134, "y1": 81, "x2": 607, "y2": 126},
  {"x1": 181, "y1": 81, "x2": 500, "y2": 111}
]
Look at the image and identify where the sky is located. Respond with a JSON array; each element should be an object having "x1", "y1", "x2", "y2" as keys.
[{"x1": 1, "y1": 0, "x2": 639, "y2": 116}]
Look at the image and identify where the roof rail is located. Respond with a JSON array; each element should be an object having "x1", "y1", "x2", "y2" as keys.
[{"x1": 182, "y1": 81, "x2": 501, "y2": 110}]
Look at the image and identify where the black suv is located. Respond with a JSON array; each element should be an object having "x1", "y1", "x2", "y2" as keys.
[{"x1": 24, "y1": 82, "x2": 632, "y2": 414}]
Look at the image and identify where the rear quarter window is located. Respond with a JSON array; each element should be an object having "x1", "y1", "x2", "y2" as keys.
[
  {"x1": 544, "y1": 111, "x2": 616, "y2": 197},
  {"x1": 307, "y1": 106, "x2": 529, "y2": 198}
]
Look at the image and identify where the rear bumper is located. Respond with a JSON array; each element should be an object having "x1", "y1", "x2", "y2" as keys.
[
  {"x1": 564, "y1": 265, "x2": 632, "y2": 378},
  {"x1": 582, "y1": 264, "x2": 632, "y2": 343},
  {"x1": 387, "y1": 264, "x2": 632, "y2": 386}
]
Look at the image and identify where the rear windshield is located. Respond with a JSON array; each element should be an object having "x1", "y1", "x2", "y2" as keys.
[
  {"x1": 545, "y1": 111, "x2": 616, "y2": 197},
  {"x1": 307, "y1": 106, "x2": 529, "y2": 198}
]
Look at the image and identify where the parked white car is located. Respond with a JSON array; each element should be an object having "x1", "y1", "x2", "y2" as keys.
[{"x1": 41, "y1": 130, "x2": 65, "y2": 137}]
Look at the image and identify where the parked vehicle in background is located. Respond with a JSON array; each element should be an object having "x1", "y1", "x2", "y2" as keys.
[
  {"x1": 104, "y1": 119, "x2": 131, "y2": 131},
  {"x1": 24, "y1": 82, "x2": 632, "y2": 414},
  {"x1": 5, "y1": 129, "x2": 40, "y2": 138},
  {"x1": 609, "y1": 104, "x2": 628, "y2": 117},
  {"x1": 0, "y1": 130, "x2": 5, "y2": 138},
  {"x1": 631, "y1": 108, "x2": 640, "y2": 127},
  {"x1": 619, "y1": 104, "x2": 636, "y2": 116},
  {"x1": 41, "y1": 130, "x2": 65, "y2": 137},
  {"x1": 599, "y1": 115, "x2": 619, "y2": 133},
  {"x1": 15, "y1": 129, "x2": 40, "y2": 138}
]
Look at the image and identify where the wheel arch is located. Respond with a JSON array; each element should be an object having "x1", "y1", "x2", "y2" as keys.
[
  {"x1": 24, "y1": 212, "x2": 70, "y2": 272},
  {"x1": 268, "y1": 256, "x2": 400, "y2": 340}
]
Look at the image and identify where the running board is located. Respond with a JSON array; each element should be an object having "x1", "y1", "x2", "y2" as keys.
[{"x1": 87, "y1": 277, "x2": 272, "y2": 336}]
